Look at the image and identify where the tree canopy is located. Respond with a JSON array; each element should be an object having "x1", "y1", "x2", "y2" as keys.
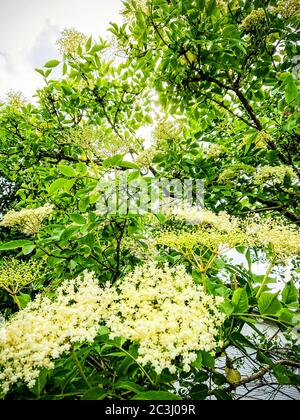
[{"x1": 0, "y1": 0, "x2": 299, "y2": 401}]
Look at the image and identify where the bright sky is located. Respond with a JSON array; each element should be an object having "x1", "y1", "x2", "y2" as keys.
[{"x1": 0, "y1": 0, "x2": 123, "y2": 99}]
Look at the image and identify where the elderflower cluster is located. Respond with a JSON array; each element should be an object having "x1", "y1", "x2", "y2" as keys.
[
  {"x1": 254, "y1": 132, "x2": 273, "y2": 148},
  {"x1": 62, "y1": 126, "x2": 137, "y2": 158},
  {"x1": 122, "y1": 237, "x2": 158, "y2": 261},
  {"x1": 101, "y1": 263, "x2": 225, "y2": 374},
  {"x1": 218, "y1": 165, "x2": 254, "y2": 185},
  {"x1": 207, "y1": 144, "x2": 228, "y2": 158},
  {"x1": 240, "y1": 8, "x2": 266, "y2": 32},
  {"x1": 57, "y1": 28, "x2": 87, "y2": 57},
  {"x1": 277, "y1": 0, "x2": 300, "y2": 18},
  {"x1": 135, "y1": 147, "x2": 158, "y2": 168},
  {"x1": 0, "y1": 204, "x2": 54, "y2": 235},
  {"x1": 0, "y1": 259, "x2": 41, "y2": 295},
  {"x1": 253, "y1": 165, "x2": 297, "y2": 186},
  {"x1": 163, "y1": 206, "x2": 239, "y2": 230},
  {"x1": 6, "y1": 90, "x2": 26, "y2": 109},
  {"x1": 246, "y1": 220, "x2": 300, "y2": 261},
  {"x1": 0, "y1": 273, "x2": 103, "y2": 394},
  {"x1": 157, "y1": 209, "x2": 248, "y2": 256}
]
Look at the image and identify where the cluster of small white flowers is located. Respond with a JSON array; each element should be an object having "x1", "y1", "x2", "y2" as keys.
[
  {"x1": 57, "y1": 28, "x2": 87, "y2": 57},
  {"x1": 0, "y1": 272, "x2": 102, "y2": 394},
  {"x1": 135, "y1": 147, "x2": 158, "y2": 168},
  {"x1": 163, "y1": 206, "x2": 239, "y2": 231},
  {"x1": 240, "y1": 8, "x2": 266, "y2": 32},
  {"x1": 0, "y1": 204, "x2": 54, "y2": 235},
  {"x1": 101, "y1": 263, "x2": 225, "y2": 374},
  {"x1": 246, "y1": 219, "x2": 300, "y2": 261},
  {"x1": 276, "y1": 0, "x2": 300, "y2": 18},
  {"x1": 121, "y1": 237, "x2": 158, "y2": 261},
  {"x1": 0, "y1": 258, "x2": 42, "y2": 295},
  {"x1": 253, "y1": 165, "x2": 298, "y2": 186},
  {"x1": 6, "y1": 90, "x2": 26, "y2": 109}
]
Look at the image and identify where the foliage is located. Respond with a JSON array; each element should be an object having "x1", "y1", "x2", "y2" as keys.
[{"x1": 0, "y1": 0, "x2": 299, "y2": 400}]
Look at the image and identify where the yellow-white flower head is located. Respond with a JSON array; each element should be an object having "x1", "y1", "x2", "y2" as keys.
[
  {"x1": 0, "y1": 272, "x2": 102, "y2": 394},
  {"x1": 0, "y1": 204, "x2": 54, "y2": 235},
  {"x1": 57, "y1": 28, "x2": 87, "y2": 57},
  {"x1": 101, "y1": 262, "x2": 226, "y2": 374},
  {"x1": 0, "y1": 258, "x2": 42, "y2": 295}
]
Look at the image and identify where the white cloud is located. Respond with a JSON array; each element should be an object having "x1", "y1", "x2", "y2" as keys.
[{"x1": 0, "y1": 0, "x2": 123, "y2": 99}]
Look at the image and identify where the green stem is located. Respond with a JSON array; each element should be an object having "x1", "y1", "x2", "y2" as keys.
[
  {"x1": 116, "y1": 345, "x2": 155, "y2": 386},
  {"x1": 232, "y1": 313, "x2": 286, "y2": 328},
  {"x1": 12, "y1": 294, "x2": 22, "y2": 310},
  {"x1": 71, "y1": 350, "x2": 92, "y2": 389},
  {"x1": 255, "y1": 259, "x2": 275, "y2": 300}
]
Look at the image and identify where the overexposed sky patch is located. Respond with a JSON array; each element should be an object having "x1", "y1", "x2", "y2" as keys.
[{"x1": 0, "y1": 0, "x2": 123, "y2": 98}]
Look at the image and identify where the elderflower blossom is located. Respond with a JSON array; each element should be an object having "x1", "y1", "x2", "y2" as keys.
[
  {"x1": 240, "y1": 8, "x2": 266, "y2": 32},
  {"x1": 101, "y1": 263, "x2": 225, "y2": 374},
  {"x1": 135, "y1": 147, "x2": 158, "y2": 168},
  {"x1": 6, "y1": 90, "x2": 26, "y2": 109},
  {"x1": 0, "y1": 259, "x2": 41, "y2": 295},
  {"x1": 246, "y1": 220, "x2": 300, "y2": 261},
  {"x1": 218, "y1": 165, "x2": 255, "y2": 184},
  {"x1": 158, "y1": 211, "x2": 246, "y2": 259},
  {"x1": 0, "y1": 273, "x2": 103, "y2": 394},
  {"x1": 253, "y1": 165, "x2": 297, "y2": 186},
  {"x1": 0, "y1": 204, "x2": 54, "y2": 235},
  {"x1": 277, "y1": 0, "x2": 300, "y2": 18},
  {"x1": 121, "y1": 237, "x2": 158, "y2": 261},
  {"x1": 57, "y1": 28, "x2": 87, "y2": 57}
]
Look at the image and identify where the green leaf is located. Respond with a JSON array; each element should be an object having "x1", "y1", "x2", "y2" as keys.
[
  {"x1": 22, "y1": 244, "x2": 36, "y2": 255},
  {"x1": 285, "y1": 77, "x2": 299, "y2": 104},
  {"x1": 58, "y1": 164, "x2": 77, "y2": 178},
  {"x1": 31, "y1": 370, "x2": 48, "y2": 397},
  {"x1": 282, "y1": 281, "x2": 298, "y2": 305},
  {"x1": 0, "y1": 240, "x2": 33, "y2": 251},
  {"x1": 114, "y1": 381, "x2": 145, "y2": 394},
  {"x1": 82, "y1": 386, "x2": 107, "y2": 400},
  {"x1": 44, "y1": 59, "x2": 60, "y2": 68},
  {"x1": 258, "y1": 292, "x2": 282, "y2": 316},
  {"x1": 189, "y1": 384, "x2": 208, "y2": 400},
  {"x1": 70, "y1": 214, "x2": 86, "y2": 225},
  {"x1": 214, "y1": 389, "x2": 233, "y2": 400},
  {"x1": 201, "y1": 351, "x2": 215, "y2": 368},
  {"x1": 119, "y1": 161, "x2": 139, "y2": 169},
  {"x1": 17, "y1": 293, "x2": 31, "y2": 308},
  {"x1": 86, "y1": 36, "x2": 92, "y2": 51},
  {"x1": 103, "y1": 154, "x2": 124, "y2": 168},
  {"x1": 206, "y1": 0, "x2": 216, "y2": 15},
  {"x1": 49, "y1": 178, "x2": 66, "y2": 195},
  {"x1": 133, "y1": 391, "x2": 182, "y2": 400},
  {"x1": 273, "y1": 365, "x2": 291, "y2": 385},
  {"x1": 232, "y1": 287, "x2": 249, "y2": 313}
]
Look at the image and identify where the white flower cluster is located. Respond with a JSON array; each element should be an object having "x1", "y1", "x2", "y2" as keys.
[
  {"x1": 0, "y1": 204, "x2": 54, "y2": 235},
  {"x1": 163, "y1": 206, "x2": 239, "y2": 231},
  {"x1": 240, "y1": 8, "x2": 266, "y2": 32},
  {"x1": 254, "y1": 165, "x2": 298, "y2": 186},
  {"x1": 57, "y1": 28, "x2": 87, "y2": 57},
  {"x1": 0, "y1": 273, "x2": 102, "y2": 394},
  {"x1": 101, "y1": 263, "x2": 225, "y2": 374}
]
